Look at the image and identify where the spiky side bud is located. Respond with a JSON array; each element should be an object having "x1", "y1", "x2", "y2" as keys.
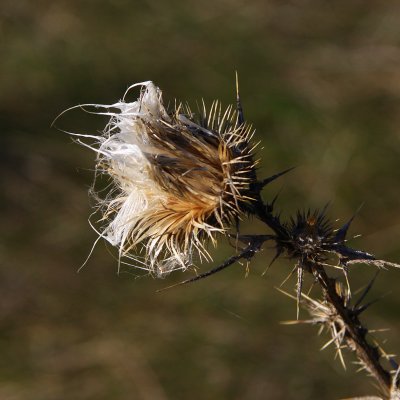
[
  {"x1": 271, "y1": 208, "x2": 382, "y2": 267},
  {"x1": 283, "y1": 209, "x2": 334, "y2": 262},
  {"x1": 75, "y1": 82, "x2": 257, "y2": 275}
]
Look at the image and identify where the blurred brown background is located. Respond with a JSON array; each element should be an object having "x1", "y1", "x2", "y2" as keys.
[{"x1": 1, "y1": 1, "x2": 400, "y2": 399}]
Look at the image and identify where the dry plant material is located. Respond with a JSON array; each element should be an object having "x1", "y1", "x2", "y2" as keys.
[{"x1": 63, "y1": 78, "x2": 400, "y2": 399}]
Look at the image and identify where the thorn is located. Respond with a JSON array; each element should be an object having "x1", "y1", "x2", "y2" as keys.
[
  {"x1": 334, "y1": 204, "x2": 363, "y2": 243},
  {"x1": 261, "y1": 248, "x2": 282, "y2": 276},
  {"x1": 266, "y1": 189, "x2": 282, "y2": 213},
  {"x1": 280, "y1": 265, "x2": 298, "y2": 288},
  {"x1": 275, "y1": 286, "x2": 296, "y2": 300},
  {"x1": 335, "y1": 218, "x2": 354, "y2": 243},
  {"x1": 157, "y1": 237, "x2": 266, "y2": 292},
  {"x1": 368, "y1": 328, "x2": 390, "y2": 333},
  {"x1": 306, "y1": 280, "x2": 316, "y2": 296},
  {"x1": 392, "y1": 365, "x2": 400, "y2": 385},
  {"x1": 235, "y1": 71, "x2": 244, "y2": 126},
  {"x1": 342, "y1": 264, "x2": 352, "y2": 302},
  {"x1": 296, "y1": 263, "x2": 304, "y2": 320},
  {"x1": 320, "y1": 335, "x2": 338, "y2": 351},
  {"x1": 337, "y1": 247, "x2": 376, "y2": 264},
  {"x1": 354, "y1": 297, "x2": 382, "y2": 315},
  {"x1": 228, "y1": 234, "x2": 273, "y2": 246},
  {"x1": 321, "y1": 202, "x2": 331, "y2": 215},
  {"x1": 270, "y1": 191, "x2": 280, "y2": 208},
  {"x1": 354, "y1": 270, "x2": 380, "y2": 309},
  {"x1": 258, "y1": 167, "x2": 296, "y2": 190},
  {"x1": 337, "y1": 345, "x2": 347, "y2": 370},
  {"x1": 245, "y1": 259, "x2": 250, "y2": 277}
]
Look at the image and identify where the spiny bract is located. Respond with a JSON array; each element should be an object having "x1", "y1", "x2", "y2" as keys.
[{"x1": 77, "y1": 81, "x2": 257, "y2": 276}]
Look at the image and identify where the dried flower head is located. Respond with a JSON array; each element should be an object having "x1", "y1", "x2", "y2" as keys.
[{"x1": 73, "y1": 81, "x2": 257, "y2": 275}]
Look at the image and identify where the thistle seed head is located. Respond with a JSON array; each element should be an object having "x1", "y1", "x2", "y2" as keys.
[{"x1": 77, "y1": 82, "x2": 257, "y2": 276}]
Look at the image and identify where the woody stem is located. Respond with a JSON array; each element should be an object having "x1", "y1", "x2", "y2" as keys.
[{"x1": 313, "y1": 264, "x2": 391, "y2": 396}]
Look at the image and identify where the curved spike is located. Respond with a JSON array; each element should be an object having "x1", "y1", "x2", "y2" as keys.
[
  {"x1": 335, "y1": 217, "x2": 355, "y2": 243},
  {"x1": 258, "y1": 167, "x2": 296, "y2": 190},
  {"x1": 335, "y1": 204, "x2": 364, "y2": 243},
  {"x1": 267, "y1": 190, "x2": 282, "y2": 213},
  {"x1": 354, "y1": 270, "x2": 380, "y2": 309}
]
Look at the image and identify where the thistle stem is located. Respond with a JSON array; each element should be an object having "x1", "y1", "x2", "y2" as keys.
[
  {"x1": 252, "y1": 197, "x2": 288, "y2": 238},
  {"x1": 252, "y1": 195, "x2": 394, "y2": 397},
  {"x1": 314, "y1": 265, "x2": 392, "y2": 396}
]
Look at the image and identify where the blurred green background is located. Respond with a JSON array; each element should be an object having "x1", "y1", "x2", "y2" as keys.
[{"x1": 1, "y1": 1, "x2": 400, "y2": 399}]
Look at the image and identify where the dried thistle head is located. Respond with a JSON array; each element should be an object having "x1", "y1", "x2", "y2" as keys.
[{"x1": 75, "y1": 81, "x2": 257, "y2": 276}]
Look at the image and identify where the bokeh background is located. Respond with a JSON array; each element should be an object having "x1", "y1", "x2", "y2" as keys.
[{"x1": 1, "y1": 1, "x2": 400, "y2": 399}]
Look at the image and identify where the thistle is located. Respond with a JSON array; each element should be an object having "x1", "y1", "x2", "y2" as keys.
[
  {"x1": 65, "y1": 79, "x2": 400, "y2": 399},
  {"x1": 69, "y1": 81, "x2": 257, "y2": 276}
]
